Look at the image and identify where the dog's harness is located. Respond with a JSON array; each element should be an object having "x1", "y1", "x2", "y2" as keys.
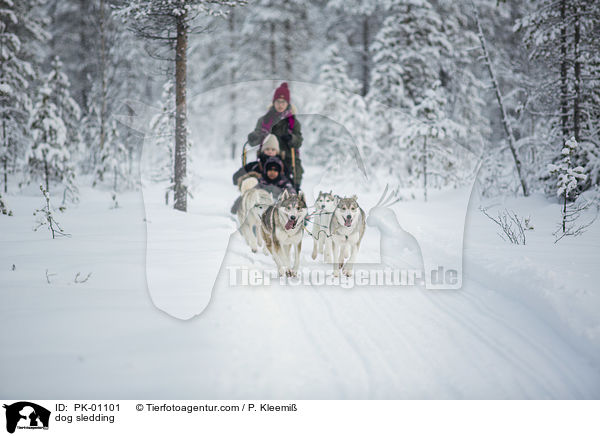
[{"x1": 302, "y1": 209, "x2": 334, "y2": 239}]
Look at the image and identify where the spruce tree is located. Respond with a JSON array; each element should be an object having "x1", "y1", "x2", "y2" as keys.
[{"x1": 28, "y1": 85, "x2": 74, "y2": 195}]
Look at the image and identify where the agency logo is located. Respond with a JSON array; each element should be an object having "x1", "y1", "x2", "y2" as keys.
[{"x1": 3, "y1": 402, "x2": 50, "y2": 434}]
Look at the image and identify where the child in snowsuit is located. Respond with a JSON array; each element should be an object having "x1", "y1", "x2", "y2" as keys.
[{"x1": 258, "y1": 156, "x2": 296, "y2": 199}]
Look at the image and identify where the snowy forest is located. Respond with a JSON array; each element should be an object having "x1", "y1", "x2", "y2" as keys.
[
  {"x1": 2, "y1": 0, "x2": 600, "y2": 399},
  {"x1": 2, "y1": 0, "x2": 599, "y2": 208}
]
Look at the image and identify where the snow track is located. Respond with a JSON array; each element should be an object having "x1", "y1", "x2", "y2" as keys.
[{"x1": 1, "y1": 162, "x2": 599, "y2": 398}]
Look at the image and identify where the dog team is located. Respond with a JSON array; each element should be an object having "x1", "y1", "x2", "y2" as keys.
[
  {"x1": 231, "y1": 134, "x2": 365, "y2": 278},
  {"x1": 234, "y1": 176, "x2": 365, "y2": 278}
]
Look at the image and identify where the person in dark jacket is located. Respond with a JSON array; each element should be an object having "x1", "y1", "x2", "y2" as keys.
[
  {"x1": 232, "y1": 134, "x2": 282, "y2": 186},
  {"x1": 259, "y1": 156, "x2": 296, "y2": 198},
  {"x1": 248, "y1": 82, "x2": 303, "y2": 189}
]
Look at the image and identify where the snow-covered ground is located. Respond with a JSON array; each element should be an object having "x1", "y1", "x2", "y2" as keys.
[{"x1": 1, "y1": 161, "x2": 599, "y2": 399}]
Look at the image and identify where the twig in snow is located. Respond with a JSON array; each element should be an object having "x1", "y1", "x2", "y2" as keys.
[
  {"x1": 74, "y1": 272, "x2": 92, "y2": 283},
  {"x1": 45, "y1": 269, "x2": 57, "y2": 284}
]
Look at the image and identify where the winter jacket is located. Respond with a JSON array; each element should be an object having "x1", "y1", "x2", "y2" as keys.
[{"x1": 258, "y1": 156, "x2": 296, "y2": 197}]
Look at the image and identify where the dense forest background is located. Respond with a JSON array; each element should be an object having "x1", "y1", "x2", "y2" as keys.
[{"x1": 1, "y1": 0, "x2": 599, "y2": 210}]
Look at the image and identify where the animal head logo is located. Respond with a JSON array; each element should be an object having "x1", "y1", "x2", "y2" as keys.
[{"x1": 3, "y1": 402, "x2": 50, "y2": 434}]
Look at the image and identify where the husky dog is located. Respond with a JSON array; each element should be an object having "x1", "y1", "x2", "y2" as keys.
[
  {"x1": 328, "y1": 195, "x2": 366, "y2": 277},
  {"x1": 311, "y1": 191, "x2": 338, "y2": 261},
  {"x1": 261, "y1": 190, "x2": 308, "y2": 277},
  {"x1": 237, "y1": 182, "x2": 274, "y2": 253}
]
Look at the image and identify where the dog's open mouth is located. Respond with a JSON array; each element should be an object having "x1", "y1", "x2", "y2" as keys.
[
  {"x1": 285, "y1": 218, "x2": 297, "y2": 230},
  {"x1": 344, "y1": 217, "x2": 352, "y2": 227}
]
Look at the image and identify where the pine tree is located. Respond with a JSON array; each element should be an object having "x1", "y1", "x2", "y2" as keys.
[
  {"x1": 47, "y1": 56, "x2": 82, "y2": 155},
  {"x1": 0, "y1": 0, "x2": 46, "y2": 193},
  {"x1": 548, "y1": 137, "x2": 589, "y2": 239},
  {"x1": 28, "y1": 85, "x2": 74, "y2": 195},
  {"x1": 307, "y1": 45, "x2": 361, "y2": 168},
  {"x1": 116, "y1": 0, "x2": 246, "y2": 212},
  {"x1": 149, "y1": 81, "x2": 176, "y2": 201}
]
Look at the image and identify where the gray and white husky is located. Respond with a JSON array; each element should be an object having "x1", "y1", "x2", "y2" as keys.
[
  {"x1": 311, "y1": 191, "x2": 338, "y2": 261},
  {"x1": 261, "y1": 190, "x2": 308, "y2": 277},
  {"x1": 328, "y1": 195, "x2": 366, "y2": 277},
  {"x1": 237, "y1": 183, "x2": 274, "y2": 253}
]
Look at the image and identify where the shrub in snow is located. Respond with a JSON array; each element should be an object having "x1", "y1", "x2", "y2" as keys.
[
  {"x1": 0, "y1": 193, "x2": 12, "y2": 216},
  {"x1": 33, "y1": 185, "x2": 69, "y2": 239},
  {"x1": 480, "y1": 207, "x2": 528, "y2": 245}
]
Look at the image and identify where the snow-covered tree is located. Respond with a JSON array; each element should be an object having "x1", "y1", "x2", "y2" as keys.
[
  {"x1": 306, "y1": 45, "x2": 361, "y2": 167},
  {"x1": 27, "y1": 85, "x2": 75, "y2": 196},
  {"x1": 97, "y1": 119, "x2": 129, "y2": 191},
  {"x1": 149, "y1": 81, "x2": 175, "y2": 194},
  {"x1": 548, "y1": 137, "x2": 588, "y2": 236},
  {"x1": 0, "y1": 0, "x2": 46, "y2": 193},
  {"x1": 47, "y1": 56, "x2": 81, "y2": 155}
]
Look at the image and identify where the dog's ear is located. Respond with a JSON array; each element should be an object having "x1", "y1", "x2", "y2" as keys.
[
  {"x1": 298, "y1": 191, "x2": 306, "y2": 204},
  {"x1": 280, "y1": 189, "x2": 290, "y2": 201},
  {"x1": 352, "y1": 194, "x2": 357, "y2": 201},
  {"x1": 318, "y1": 190, "x2": 322, "y2": 197}
]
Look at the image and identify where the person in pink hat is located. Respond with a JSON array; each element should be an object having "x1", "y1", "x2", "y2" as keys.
[{"x1": 247, "y1": 82, "x2": 304, "y2": 189}]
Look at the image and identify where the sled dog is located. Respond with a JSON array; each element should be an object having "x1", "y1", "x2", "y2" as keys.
[
  {"x1": 261, "y1": 190, "x2": 308, "y2": 277},
  {"x1": 311, "y1": 191, "x2": 338, "y2": 261},
  {"x1": 328, "y1": 195, "x2": 366, "y2": 277},
  {"x1": 237, "y1": 182, "x2": 274, "y2": 253}
]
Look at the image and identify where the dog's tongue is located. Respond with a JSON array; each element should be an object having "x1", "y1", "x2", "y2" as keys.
[
  {"x1": 285, "y1": 218, "x2": 297, "y2": 230},
  {"x1": 344, "y1": 217, "x2": 352, "y2": 227}
]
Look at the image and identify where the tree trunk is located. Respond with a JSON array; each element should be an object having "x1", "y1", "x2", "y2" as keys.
[
  {"x1": 2, "y1": 119, "x2": 7, "y2": 193},
  {"x1": 284, "y1": 19, "x2": 292, "y2": 77},
  {"x1": 174, "y1": 13, "x2": 188, "y2": 212},
  {"x1": 229, "y1": 11, "x2": 237, "y2": 160},
  {"x1": 99, "y1": 0, "x2": 108, "y2": 163},
  {"x1": 44, "y1": 158, "x2": 49, "y2": 194},
  {"x1": 562, "y1": 193, "x2": 567, "y2": 233},
  {"x1": 573, "y1": 7, "x2": 581, "y2": 142},
  {"x1": 361, "y1": 16, "x2": 370, "y2": 97},
  {"x1": 474, "y1": 9, "x2": 529, "y2": 196},
  {"x1": 2, "y1": 157, "x2": 6, "y2": 194},
  {"x1": 423, "y1": 136, "x2": 427, "y2": 202},
  {"x1": 560, "y1": 0, "x2": 569, "y2": 143},
  {"x1": 79, "y1": 0, "x2": 90, "y2": 110},
  {"x1": 270, "y1": 22, "x2": 276, "y2": 76}
]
